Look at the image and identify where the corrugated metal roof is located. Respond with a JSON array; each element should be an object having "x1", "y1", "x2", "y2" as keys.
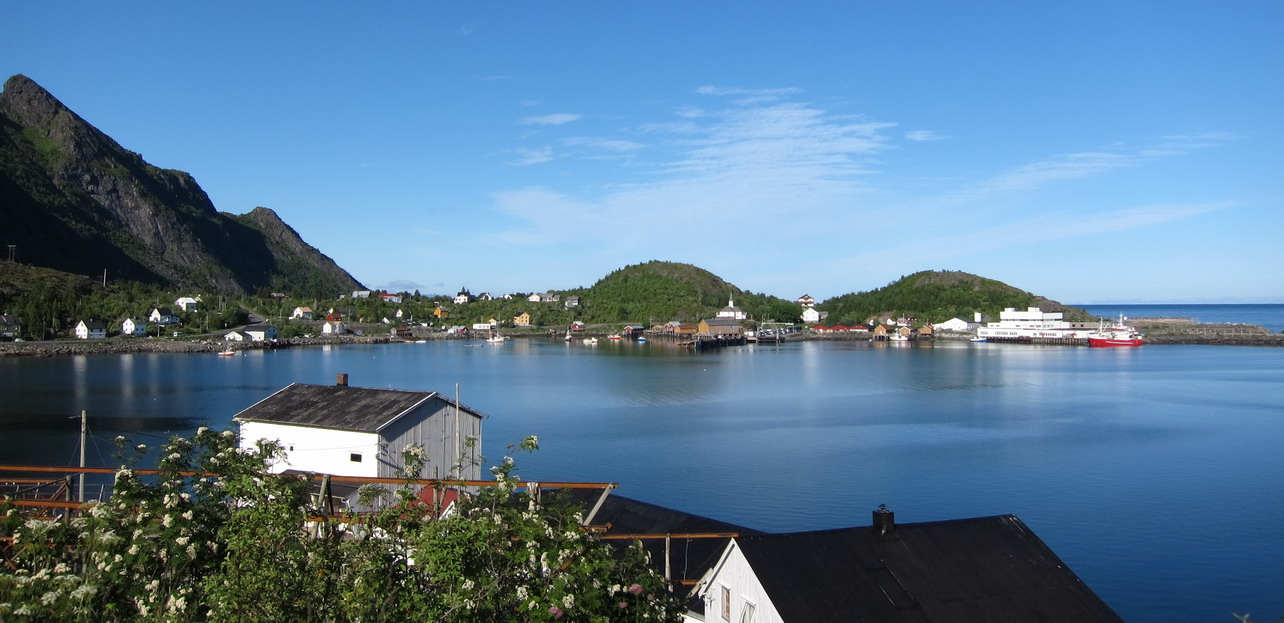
[
  {"x1": 232, "y1": 383, "x2": 487, "y2": 433},
  {"x1": 736, "y1": 514, "x2": 1122, "y2": 623}
]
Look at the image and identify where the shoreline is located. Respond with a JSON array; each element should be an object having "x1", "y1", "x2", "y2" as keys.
[{"x1": 3, "y1": 323, "x2": 1280, "y2": 358}]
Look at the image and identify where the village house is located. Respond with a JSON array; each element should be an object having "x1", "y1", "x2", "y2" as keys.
[
  {"x1": 120, "y1": 317, "x2": 148, "y2": 337},
  {"x1": 233, "y1": 375, "x2": 486, "y2": 482},
  {"x1": 74, "y1": 320, "x2": 106, "y2": 340},
  {"x1": 801, "y1": 307, "x2": 828, "y2": 323},
  {"x1": 476, "y1": 292, "x2": 494, "y2": 301},
  {"x1": 174, "y1": 296, "x2": 201, "y2": 312},
  {"x1": 433, "y1": 306, "x2": 449, "y2": 319},
  {"x1": 291, "y1": 306, "x2": 314, "y2": 320},
  {"x1": 685, "y1": 507, "x2": 1121, "y2": 623},
  {"x1": 379, "y1": 293, "x2": 402, "y2": 304},
  {"x1": 223, "y1": 330, "x2": 251, "y2": 342},
  {"x1": 795, "y1": 294, "x2": 815, "y2": 308},
  {"x1": 148, "y1": 307, "x2": 180, "y2": 325},
  {"x1": 453, "y1": 288, "x2": 473, "y2": 304},
  {"x1": 351, "y1": 290, "x2": 372, "y2": 299},
  {"x1": 716, "y1": 298, "x2": 747, "y2": 321},
  {"x1": 322, "y1": 319, "x2": 347, "y2": 335},
  {"x1": 245, "y1": 324, "x2": 279, "y2": 341},
  {"x1": 513, "y1": 312, "x2": 531, "y2": 327}
]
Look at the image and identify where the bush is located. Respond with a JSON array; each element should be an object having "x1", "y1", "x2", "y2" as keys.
[{"x1": 0, "y1": 433, "x2": 682, "y2": 622}]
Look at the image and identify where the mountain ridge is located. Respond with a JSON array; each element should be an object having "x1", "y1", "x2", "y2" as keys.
[{"x1": 0, "y1": 74, "x2": 362, "y2": 297}]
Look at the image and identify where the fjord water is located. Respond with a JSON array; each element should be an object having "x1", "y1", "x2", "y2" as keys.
[{"x1": 3, "y1": 338, "x2": 1283, "y2": 621}]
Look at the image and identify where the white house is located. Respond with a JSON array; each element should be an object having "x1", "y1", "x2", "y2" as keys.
[
  {"x1": 716, "y1": 298, "x2": 747, "y2": 321},
  {"x1": 935, "y1": 317, "x2": 977, "y2": 332},
  {"x1": 149, "y1": 307, "x2": 180, "y2": 325},
  {"x1": 224, "y1": 330, "x2": 251, "y2": 342},
  {"x1": 379, "y1": 293, "x2": 402, "y2": 304},
  {"x1": 685, "y1": 507, "x2": 1122, "y2": 623},
  {"x1": 174, "y1": 296, "x2": 200, "y2": 312},
  {"x1": 322, "y1": 319, "x2": 347, "y2": 335},
  {"x1": 233, "y1": 377, "x2": 487, "y2": 481},
  {"x1": 291, "y1": 306, "x2": 314, "y2": 320},
  {"x1": 74, "y1": 320, "x2": 106, "y2": 340},
  {"x1": 795, "y1": 294, "x2": 815, "y2": 308},
  {"x1": 800, "y1": 308, "x2": 828, "y2": 323},
  {"x1": 121, "y1": 317, "x2": 148, "y2": 336},
  {"x1": 244, "y1": 324, "x2": 278, "y2": 341},
  {"x1": 454, "y1": 289, "x2": 473, "y2": 304}
]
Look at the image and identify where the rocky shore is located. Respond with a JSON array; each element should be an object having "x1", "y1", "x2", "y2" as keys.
[
  {"x1": 3, "y1": 320, "x2": 1279, "y2": 357},
  {"x1": 0, "y1": 335, "x2": 401, "y2": 357}
]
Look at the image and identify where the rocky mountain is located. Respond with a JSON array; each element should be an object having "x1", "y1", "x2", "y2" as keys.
[{"x1": 0, "y1": 74, "x2": 362, "y2": 296}]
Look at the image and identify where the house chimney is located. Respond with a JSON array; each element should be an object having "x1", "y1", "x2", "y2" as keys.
[
  {"x1": 873, "y1": 504, "x2": 895, "y2": 538},
  {"x1": 336, "y1": 373, "x2": 348, "y2": 387}
]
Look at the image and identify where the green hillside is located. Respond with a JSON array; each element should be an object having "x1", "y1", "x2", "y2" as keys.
[
  {"x1": 570, "y1": 261, "x2": 800, "y2": 325},
  {"x1": 819, "y1": 270, "x2": 1090, "y2": 325}
]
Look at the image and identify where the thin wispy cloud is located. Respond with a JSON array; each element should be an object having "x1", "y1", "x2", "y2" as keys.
[
  {"x1": 563, "y1": 136, "x2": 644, "y2": 153},
  {"x1": 512, "y1": 146, "x2": 555, "y2": 166},
  {"x1": 840, "y1": 201, "x2": 1237, "y2": 270},
  {"x1": 943, "y1": 134, "x2": 1230, "y2": 203},
  {"x1": 905, "y1": 130, "x2": 946, "y2": 141},
  {"x1": 521, "y1": 113, "x2": 583, "y2": 126},
  {"x1": 486, "y1": 87, "x2": 895, "y2": 265}
]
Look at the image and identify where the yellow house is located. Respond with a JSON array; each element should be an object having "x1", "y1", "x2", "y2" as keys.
[
  {"x1": 433, "y1": 306, "x2": 449, "y2": 319},
  {"x1": 513, "y1": 312, "x2": 531, "y2": 327}
]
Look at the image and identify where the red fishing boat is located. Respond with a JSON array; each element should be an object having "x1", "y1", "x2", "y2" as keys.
[{"x1": 1088, "y1": 314, "x2": 1145, "y2": 347}]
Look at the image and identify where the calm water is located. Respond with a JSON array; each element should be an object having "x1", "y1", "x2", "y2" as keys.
[
  {"x1": 2, "y1": 313, "x2": 1283, "y2": 622},
  {"x1": 1080, "y1": 303, "x2": 1284, "y2": 333}
]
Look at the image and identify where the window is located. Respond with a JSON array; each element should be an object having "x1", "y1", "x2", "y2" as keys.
[
  {"x1": 739, "y1": 601, "x2": 756, "y2": 623},
  {"x1": 349, "y1": 453, "x2": 363, "y2": 462},
  {"x1": 721, "y1": 585, "x2": 731, "y2": 621}
]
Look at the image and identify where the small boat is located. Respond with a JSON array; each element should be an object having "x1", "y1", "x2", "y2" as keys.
[
  {"x1": 889, "y1": 334, "x2": 910, "y2": 342},
  {"x1": 969, "y1": 336, "x2": 987, "y2": 343},
  {"x1": 607, "y1": 334, "x2": 623, "y2": 341},
  {"x1": 583, "y1": 337, "x2": 598, "y2": 345},
  {"x1": 486, "y1": 331, "x2": 506, "y2": 344},
  {"x1": 217, "y1": 349, "x2": 237, "y2": 357},
  {"x1": 637, "y1": 337, "x2": 647, "y2": 343},
  {"x1": 1088, "y1": 314, "x2": 1144, "y2": 347}
]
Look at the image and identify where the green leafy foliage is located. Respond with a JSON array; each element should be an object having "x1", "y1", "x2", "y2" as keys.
[
  {"x1": 819, "y1": 270, "x2": 1090, "y2": 325},
  {"x1": 0, "y1": 432, "x2": 683, "y2": 622}
]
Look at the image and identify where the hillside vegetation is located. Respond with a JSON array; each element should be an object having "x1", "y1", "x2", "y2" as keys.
[
  {"x1": 568, "y1": 261, "x2": 801, "y2": 325},
  {"x1": 0, "y1": 74, "x2": 362, "y2": 297},
  {"x1": 820, "y1": 270, "x2": 1090, "y2": 325}
]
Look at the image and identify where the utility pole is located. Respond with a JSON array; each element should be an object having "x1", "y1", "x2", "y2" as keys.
[{"x1": 79, "y1": 410, "x2": 87, "y2": 502}]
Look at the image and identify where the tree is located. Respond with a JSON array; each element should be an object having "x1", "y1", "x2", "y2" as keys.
[{"x1": 0, "y1": 433, "x2": 683, "y2": 622}]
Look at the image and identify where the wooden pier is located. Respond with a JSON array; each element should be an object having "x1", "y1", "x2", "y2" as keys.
[{"x1": 679, "y1": 335, "x2": 748, "y2": 351}]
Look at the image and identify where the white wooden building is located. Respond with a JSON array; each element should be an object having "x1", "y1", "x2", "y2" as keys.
[{"x1": 233, "y1": 377, "x2": 486, "y2": 480}]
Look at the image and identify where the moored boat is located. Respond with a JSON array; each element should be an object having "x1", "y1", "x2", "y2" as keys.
[{"x1": 1088, "y1": 314, "x2": 1145, "y2": 347}]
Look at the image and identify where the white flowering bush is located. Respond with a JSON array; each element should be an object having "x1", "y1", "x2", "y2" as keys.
[{"x1": 0, "y1": 433, "x2": 681, "y2": 622}]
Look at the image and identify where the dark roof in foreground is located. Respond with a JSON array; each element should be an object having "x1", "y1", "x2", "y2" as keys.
[
  {"x1": 232, "y1": 383, "x2": 487, "y2": 433},
  {"x1": 558, "y1": 490, "x2": 762, "y2": 585},
  {"x1": 735, "y1": 514, "x2": 1122, "y2": 623}
]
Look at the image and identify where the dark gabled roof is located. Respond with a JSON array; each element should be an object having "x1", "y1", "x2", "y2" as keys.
[
  {"x1": 558, "y1": 491, "x2": 762, "y2": 586},
  {"x1": 232, "y1": 383, "x2": 487, "y2": 433},
  {"x1": 734, "y1": 514, "x2": 1122, "y2": 623},
  {"x1": 703, "y1": 317, "x2": 741, "y2": 326},
  {"x1": 80, "y1": 320, "x2": 107, "y2": 330}
]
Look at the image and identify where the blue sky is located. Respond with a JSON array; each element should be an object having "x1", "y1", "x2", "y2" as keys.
[{"x1": 5, "y1": 2, "x2": 1282, "y2": 303}]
